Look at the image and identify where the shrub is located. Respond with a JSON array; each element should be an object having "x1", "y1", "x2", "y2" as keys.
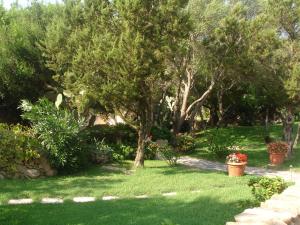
[
  {"x1": 267, "y1": 142, "x2": 288, "y2": 154},
  {"x1": 91, "y1": 139, "x2": 114, "y2": 163},
  {"x1": 82, "y1": 124, "x2": 137, "y2": 146},
  {"x1": 208, "y1": 142, "x2": 232, "y2": 159},
  {"x1": 20, "y1": 98, "x2": 90, "y2": 172},
  {"x1": 0, "y1": 123, "x2": 40, "y2": 175},
  {"x1": 248, "y1": 177, "x2": 288, "y2": 203},
  {"x1": 151, "y1": 142, "x2": 179, "y2": 166},
  {"x1": 175, "y1": 134, "x2": 196, "y2": 153},
  {"x1": 150, "y1": 126, "x2": 173, "y2": 142}
]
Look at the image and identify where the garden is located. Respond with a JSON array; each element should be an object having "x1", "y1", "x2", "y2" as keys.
[{"x1": 1, "y1": 0, "x2": 300, "y2": 225}]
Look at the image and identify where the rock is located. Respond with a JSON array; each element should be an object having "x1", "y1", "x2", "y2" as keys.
[
  {"x1": 41, "y1": 198, "x2": 63, "y2": 204},
  {"x1": 234, "y1": 207, "x2": 293, "y2": 224},
  {"x1": 8, "y1": 199, "x2": 33, "y2": 205},
  {"x1": 0, "y1": 173, "x2": 5, "y2": 179},
  {"x1": 39, "y1": 156, "x2": 56, "y2": 177},
  {"x1": 73, "y1": 197, "x2": 96, "y2": 203},
  {"x1": 25, "y1": 169, "x2": 40, "y2": 178},
  {"x1": 102, "y1": 196, "x2": 119, "y2": 201}
]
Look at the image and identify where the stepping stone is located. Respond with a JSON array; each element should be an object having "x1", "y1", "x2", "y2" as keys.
[
  {"x1": 73, "y1": 197, "x2": 96, "y2": 203},
  {"x1": 162, "y1": 192, "x2": 177, "y2": 197},
  {"x1": 135, "y1": 195, "x2": 148, "y2": 199},
  {"x1": 235, "y1": 207, "x2": 294, "y2": 224},
  {"x1": 41, "y1": 198, "x2": 63, "y2": 204},
  {"x1": 8, "y1": 198, "x2": 33, "y2": 205},
  {"x1": 102, "y1": 196, "x2": 119, "y2": 201}
]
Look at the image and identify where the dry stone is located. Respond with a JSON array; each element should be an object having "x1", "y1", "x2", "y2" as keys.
[
  {"x1": 235, "y1": 208, "x2": 294, "y2": 224},
  {"x1": 8, "y1": 199, "x2": 33, "y2": 205}
]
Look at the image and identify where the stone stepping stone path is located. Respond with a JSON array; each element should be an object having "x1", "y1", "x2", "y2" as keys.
[
  {"x1": 226, "y1": 184, "x2": 300, "y2": 225},
  {"x1": 8, "y1": 198, "x2": 33, "y2": 205},
  {"x1": 135, "y1": 195, "x2": 148, "y2": 199},
  {"x1": 102, "y1": 196, "x2": 119, "y2": 201},
  {"x1": 41, "y1": 198, "x2": 63, "y2": 204},
  {"x1": 73, "y1": 197, "x2": 96, "y2": 203},
  {"x1": 162, "y1": 192, "x2": 177, "y2": 197}
]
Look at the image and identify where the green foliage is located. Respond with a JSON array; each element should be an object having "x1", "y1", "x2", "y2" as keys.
[
  {"x1": 207, "y1": 130, "x2": 234, "y2": 159},
  {"x1": 175, "y1": 134, "x2": 196, "y2": 153},
  {"x1": 150, "y1": 126, "x2": 173, "y2": 142},
  {"x1": 91, "y1": 139, "x2": 114, "y2": 163},
  {"x1": 0, "y1": 3, "x2": 60, "y2": 115},
  {"x1": 0, "y1": 123, "x2": 40, "y2": 175},
  {"x1": 156, "y1": 144, "x2": 179, "y2": 166},
  {"x1": 248, "y1": 176, "x2": 288, "y2": 203},
  {"x1": 20, "y1": 98, "x2": 90, "y2": 172},
  {"x1": 82, "y1": 124, "x2": 137, "y2": 146}
]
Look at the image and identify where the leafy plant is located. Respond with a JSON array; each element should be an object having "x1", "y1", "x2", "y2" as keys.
[
  {"x1": 150, "y1": 126, "x2": 173, "y2": 142},
  {"x1": 91, "y1": 139, "x2": 114, "y2": 163},
  {"x1": 267, "y1": 142, "x2": 288, "y2": 154},
  {"x1": 0, "y1": 123, "x2": 40, "y2": 175},
  {"x1": 20, "y1": 98, "x2": 89, "y2": 172},
  {"x1": 175, "y1": 134, "x2": 196, "y2": 153},
  {"x1": 248, "y1": 177, "x2": 288, "y2": 203},
  {"x1": 156, "y1": 144, "x2": 179, "y2": 166}
]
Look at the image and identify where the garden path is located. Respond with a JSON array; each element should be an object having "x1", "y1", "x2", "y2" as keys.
[{"x1": 178, "y1": 156, "x2": 300, "y2": 184}]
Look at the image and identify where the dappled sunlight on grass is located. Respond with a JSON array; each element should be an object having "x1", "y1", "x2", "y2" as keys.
[{"x1": 0, "y1": 191, "x2": 255, "y2": 225}]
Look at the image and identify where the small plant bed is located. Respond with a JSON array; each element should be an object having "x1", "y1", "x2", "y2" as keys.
[
  {"x1": 189, "y1": 124, "x2": 300, "y2": 170},
  {"x1": 0, "y1": 160, "x2": 256, "y2": 225}
]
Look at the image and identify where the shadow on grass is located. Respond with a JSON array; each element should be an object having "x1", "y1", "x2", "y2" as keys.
[
  {"x1": 0, "y1": 195, "x2": 254, "y2": 225},
  {"x1": 0, "y1": 166, "x2": 126, "y2": 200}
]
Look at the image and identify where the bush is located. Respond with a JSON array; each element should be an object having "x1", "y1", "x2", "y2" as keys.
[
  {"x1": 82, "y1": 124, "x2": 137, "y2": 146},
  {"x1": 20, "y1": 98, "x2": 90, "y2": 172},
  {"x1": 0, "y1": 123, "x2": 40, "y2": 175},
  {"x1": 151, "y1": 142, "x2": 179, "y2": 166},
  {"x1": 248, "y1": 177, "x2": 288, "y2": 203},
  {"x1": 150, "y1": 126, "x2": 173, "y2": 142},
  {"x1": 175, "y1": 134, "x2": 196, "y2": 153},
  {"x1": 208, "y1": 142, "x2": 232, "y2": 159}
]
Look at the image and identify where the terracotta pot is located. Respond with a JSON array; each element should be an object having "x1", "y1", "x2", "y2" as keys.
[
  {"x1": 269, "y1": 152, "x2": 285, "y2": 165},
  {"x1": 227, "y1": 162, "x2": 247, "y2": 177}
]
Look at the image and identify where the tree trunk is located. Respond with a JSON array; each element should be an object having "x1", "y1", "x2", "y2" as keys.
[
  {"x1": 293, "y1": 123, "x2": 300, "y2": 149},
  {"x1": 134, "y1": 122, "x2": 148, "y2": 168},
  {"x1": 283, "y1": 108, "x2": 294, "y2": 158}
]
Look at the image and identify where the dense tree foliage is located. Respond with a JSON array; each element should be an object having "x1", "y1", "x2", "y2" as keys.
[{"x1": 1, "y1": 0, "x2": 300, "y2": 164}]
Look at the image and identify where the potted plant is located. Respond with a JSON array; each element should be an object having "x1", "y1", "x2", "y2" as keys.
[
  {"x1": 226, "y1": 152, "x2": 248, "y2": 177},
  {"x1": 267, "y1": 141, "x2": 288, "y2": 165}
]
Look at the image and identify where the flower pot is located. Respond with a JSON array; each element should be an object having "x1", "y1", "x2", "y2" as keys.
[
  {"x1": 227, "y1": 162, "x2": 247, "y2": 177},
  {"x1": 269, "y1": 152, "x2": 285, "y2": 165}
]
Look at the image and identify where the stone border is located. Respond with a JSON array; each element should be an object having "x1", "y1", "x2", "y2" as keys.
[{"x1": 226, "y1": 184, "x2": 300, "y2": 225}]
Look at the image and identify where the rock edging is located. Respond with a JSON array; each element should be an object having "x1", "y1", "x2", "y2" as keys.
[{"x1": 226, "y1": 184, "x2": 300, "y2": 225}]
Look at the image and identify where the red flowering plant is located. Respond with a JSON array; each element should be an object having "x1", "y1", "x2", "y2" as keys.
[
  {"x1": 267, "y1": 142, "x2": 288, "y2": 154},
  {"x1": 226, "y1": 152, "x2": 248, "y2": 164}
]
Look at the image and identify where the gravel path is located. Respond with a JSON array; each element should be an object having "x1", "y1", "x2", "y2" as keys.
[{"x1": 178, "y1": 156, "x2": 300, "y2": 184}]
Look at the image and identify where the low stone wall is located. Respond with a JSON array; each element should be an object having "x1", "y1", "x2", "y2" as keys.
[
  {"x1": 226, "y1": 184, "x2": 300, "y2": 225},
  {"x1": 0, "y1": 156, "x2": 56, "y2": 179}
]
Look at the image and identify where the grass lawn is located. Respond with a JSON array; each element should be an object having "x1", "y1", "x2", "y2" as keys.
[
  {"x1": 0, "y1": 161, "x2": 255, "y2": 225},
  {"x1": 190, "y1": 123, "x2": 300, "y2": 170}
]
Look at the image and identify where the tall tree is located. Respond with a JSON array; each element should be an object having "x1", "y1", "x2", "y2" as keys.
[
  {"x1": 43, "y1": 0, "x2": 190, "y2": 167},
  {"x1": 267, "y1": 0, "x2": 300, "y2": 156}
]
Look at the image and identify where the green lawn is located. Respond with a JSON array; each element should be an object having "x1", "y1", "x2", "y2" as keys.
[
  {"x1": 190, "y1": 123, "x2": 300, "y2": 170},
  {"x1": 0, "y1": 161, "x2": 255, "y2": 225}
]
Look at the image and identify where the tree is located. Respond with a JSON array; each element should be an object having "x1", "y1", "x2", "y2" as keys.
[
  {"x1": 43, "y1": 0, "x2": 190, "y2": 167},
  {"x1": 0, "y1": 2, "x2": 60, "y2": 123},
  {"x1": 267, "y1": 0, "x2": 300, "y2": 156}
]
